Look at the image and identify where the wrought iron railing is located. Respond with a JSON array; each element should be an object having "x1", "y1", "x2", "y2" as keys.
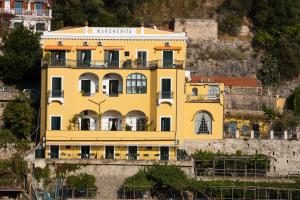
[
  {"x1": 186, "y1": 94, "x2": 220, "y2": 102},
  {"x1": 0, "y1": 8, "x2": 51, "y2": 17},
  {"x1": 48, "y1": 90, "x2": 64, "y2": 98},
  {"x1": 158, "y1": 91, "x2": 173, "y2": 99},
  {"x1": 45, "y1": 59, "x2": 184, "y2": 69}
]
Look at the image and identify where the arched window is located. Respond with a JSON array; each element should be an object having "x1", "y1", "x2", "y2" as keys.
[
  {"x1": 208, "y1": 86, "x2": 220, "y2": 96},
  {"x1": 192, "y1": 88, "x2": 198, "y2": 96},
  {"x1": 195, "y1": 112, "x2": 212, "y2": 134},
  {"x1": 126, "y1": 73, "x2": 147, "y2": 94}
]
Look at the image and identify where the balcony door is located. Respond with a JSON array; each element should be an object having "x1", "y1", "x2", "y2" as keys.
[
  {"x1": 105, "y1": 50, "x2": 119, "y2": 68},
  {"x1": 161, "y1": 117, "x2": 171, "y2": 132},
  {"x1": 50, "y1": 145, "x2": 59, "y2": 159},
  {"x1": 81, "y1": 118, "x2": 90, "y2": 130},
  {"x1": 51, "y1": 77, "x2": 62, "y2": 97},
  {"x1": 137, "y1": 51, "x2": 147, "y2": 68},
  {"x1": 51, "y1": 50, "x2": 66, "y2": 66},
  {"x1": 109, "y1": 80, "x2": 119, "y2": 96},
  {"x1": 108, "y1": 118, "x2": 119, "y2": 131},
  {"x1": 163, "y1": 50, "x2": 173, "y2": 68},
  {"x1": 77, "y1": 50, "x2": 91, "y2": 67},
  {"x1": 81, "y1": 80, "x2": 91, "y2": 96},
  {"x1": 161, "y1": 78, "x2": 171, "y2": 99}
]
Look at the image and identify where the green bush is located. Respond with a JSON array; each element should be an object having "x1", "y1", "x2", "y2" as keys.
[
  {"x1": 3, "y1": 94, "x2": 36, "y2": 140},
  {"x1": 66, "y1": 173, "x2": 97, "y2": 190},
  {"x1": 34, "y1": 166, "x2": 50, "y2": 183}
]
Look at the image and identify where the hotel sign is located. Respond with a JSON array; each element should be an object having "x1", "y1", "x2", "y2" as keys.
[{"x1": 92, "y1": 28, "x2": 136, "y2": 36}]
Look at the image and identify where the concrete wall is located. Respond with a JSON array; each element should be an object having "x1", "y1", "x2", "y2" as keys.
[
  {"x1": 184, "y1": 139, "x2": 300, "y2": 176},
  {"x1": 174, "y1": 19, "x2": 218, "y2": 41}
]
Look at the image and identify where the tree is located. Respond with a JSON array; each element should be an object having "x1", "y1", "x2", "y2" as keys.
[
  {"x1": 0, "y1": 25, "x2": 42, "y2": 84},
  {"x1": 257, "y1": 55, "x2": 280, "y2": 86},
  {"x1": 66, "y1": 173, "x2": 97, "y2": 190},
  {"x1": 294, "y1": 86, "x2": 300, "y2": 114},
  {"x1": 3, "y1": 94, "x2": 36, "y2": 140}
]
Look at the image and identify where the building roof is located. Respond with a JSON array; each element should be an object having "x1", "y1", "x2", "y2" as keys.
[
  {"x1": 42, "y1": 26, "x2": 187, "y2": 40},
  {"x1": 191, "y1": 76, "x2": 261, "y2": 87}
]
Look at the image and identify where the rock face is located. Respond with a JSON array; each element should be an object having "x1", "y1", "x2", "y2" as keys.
[{"x1": 186, "y1": 39, "x2": 259, "y2": 77}]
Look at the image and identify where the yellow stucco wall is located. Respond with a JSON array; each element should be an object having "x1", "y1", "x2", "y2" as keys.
[{"x1": 41, "y1": 26, "x2": 224, "y2": 161}]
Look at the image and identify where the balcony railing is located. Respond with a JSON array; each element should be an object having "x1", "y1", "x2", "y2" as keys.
[
  {"x1": 186, "y1": 94, "x2": 220, "y2": 102},
  {"x1": 158, "y1": 91, "x2": 173, "y2": 99},
  {"x1": 48, "y1": 90, "x2": 64, "y2": 98},
  {"x1": 0, "y1": 8, "x2": 52, "y2": 17},
  {"x1": 45, "y1": 59, "x2": 184, "y2": 69}
]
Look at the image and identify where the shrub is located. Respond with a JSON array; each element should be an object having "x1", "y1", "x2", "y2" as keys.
[{"x1": 66, "y1": 173, "x2": 97, "y2": 190}]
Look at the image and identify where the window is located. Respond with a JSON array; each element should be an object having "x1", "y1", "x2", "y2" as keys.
[
  {"x1": 124, "y1": 51, "x2": 130, "y2": 56},
  {"x1": 208, "y1": 86, "x2": 220, "y2": 96},
  {"x1": 195, "y1": 112, "x2": 212, "y2": 134},
  {"x1": 36, "y1": 23, "x2": 46, "y2": 32},
  {"x1": 14, "y1": 1, "x2": 23, "y2": 9},
  {"x1": 160, "y1": 147, "x2": 169, "y2": 161},
  {"x1": 104, "y1": 50, "x2": 119, "y2": 68},
  {"x1": 13, "y1": 22, "x2": 23, "y2": 28},
  {"x1": 81, "y1": 80, "x2": 91, "y2": 96},
  {"x1": 50, "y1": 145, "x2": 59, "y2": 159},
  {"x1": 50, "y1": 50, "x2": 66, "y2": 66},
  {"x1": 105, "y1": 146, "x2": 114, "y2": 159},
  {"x1": 51, "y1": 77, "x2": 62, "y2": 97},
  {"x1": 242, "y1": 125, "x2": 249, "y2": 135},
  {"x1": 77, "y1": 50, "x2": 91, "y2": 67},
  {"x1": 137, "y1": 51, "x2": 147, "y2": 68},
  {"x1": 126, "y1": 73, "x2": 147, "y2": 94},
  {"x1": 128, "y1": 146, "x2": 138, "y2": 160},
  {"x1": 161, "y1": 78, "x2": 172, "y2": 98},
  {"x1": 229, "y1": 121, "x2": 237, "y2": 135},
  {"x1": 81, "y1": 146, "x2": 90, "y2": 159},
  {"x1": 163, "y1": 50, "x2": 173, "y2": 68},
  {"x1": 161, "y1": 117, "x2": 171, "y2": 131},
  {"x1": 51, "y1": 116, "x2": 61, "y2": 130},
  {"x1": 192, "y1": 88, "x2": 198, "y2": 96}
]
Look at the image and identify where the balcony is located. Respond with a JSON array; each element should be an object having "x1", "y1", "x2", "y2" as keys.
[
  {"x1": 44, "y1": 59, "x2": 184, "y2": 69},
  {"x1": 157, "y1": 91, "x2": 174, "y2": 105},
  {"x1": 0, "y1": 8, "x2": 52, "y2": 17},
  {"x1": 48, "y1": 90, "x2": 64, "y2": 104},
  {"x1": 186, "y1": 94, "x2": 220, "y2": 103},
  {"x1": 45, "y1": 130, "x2": 176, "y2": 145}
]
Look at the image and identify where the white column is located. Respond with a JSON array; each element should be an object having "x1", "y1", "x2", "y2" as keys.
[
  {"x1": 235, "y1": 130, "x2": 240, "y2": 139},
  {"x1": 270, "y1": 131, "x2": 274, "y2": 140},
  {"x1": 251, "y1": 130, "x2": 255, "y2": 139},
  {"x1": 284, "y1": 131, "x2": 288, "y2": 140}
]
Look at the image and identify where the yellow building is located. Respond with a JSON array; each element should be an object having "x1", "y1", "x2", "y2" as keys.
[{"x1": 40, "y1": 26, "x2": 224, "y2": 161}]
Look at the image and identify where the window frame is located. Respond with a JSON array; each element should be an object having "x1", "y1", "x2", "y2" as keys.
[
  {"x1": 126, "y1": 73, "x2": 147, "y2": 94},
  {"x1": 195, "y1": 112, "x2": 212, "y2": 135},
  {"x1": 50, "y1": 115, "x2": 62, "y2": 130},
  {"x1": 160, "y1": 116, "x2": 171, "y2": 132}
]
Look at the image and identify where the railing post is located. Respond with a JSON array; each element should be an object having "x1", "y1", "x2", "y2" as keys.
[
  {"x1": 270, "y1": 131, "x2": 274, "y2": 140},
  {"x1": 284, "y1": 131, "x2": 288, "y2": 140},
  {"x1": 236, "y1": 130, "x2": 240, "y2": 139},
  {"x1": 251, "y1": 130, "x2": 255, "y2": 139}
]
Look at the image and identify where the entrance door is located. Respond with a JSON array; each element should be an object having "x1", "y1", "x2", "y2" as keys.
[
  {"x1": 163, "y1": 50, "x2": 173, "y2": 68},
  {"x1": 137, "y1": 51, "x2": 147, "y2": 68},
  {"x1": 51, "y1": 77, "x2": 62, "y2": 97},
  {"x1": 81, "y1": 146, "x2": 90, "y2": 159},
  {"x1": 109, "y1": 80, "x2": 119, "y2": 96},
  {"x1": 109, "y1": 118, "x2": 118, "y2": 131},
  {"x1": 128, "y1": 146, "x2": 137, "y2": 160},
  {"x1": 81, "y1": 118, "x2": 90, "y2": 130},
  {"x1": 161, "y1": 78, "x2": 171, "y2": 99},
  {"x1": 105, "y1": 146, "x2": 114, "y2": 159},
  {"x1": 50, "y1": 145, "x2": 59, "y2": 159},
  {"x1": 105, "y1": 50, "x2": 119, "y2": 68},
  {"x1": 160, "y1": 147, "x2": 169, "y2": 161}
]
